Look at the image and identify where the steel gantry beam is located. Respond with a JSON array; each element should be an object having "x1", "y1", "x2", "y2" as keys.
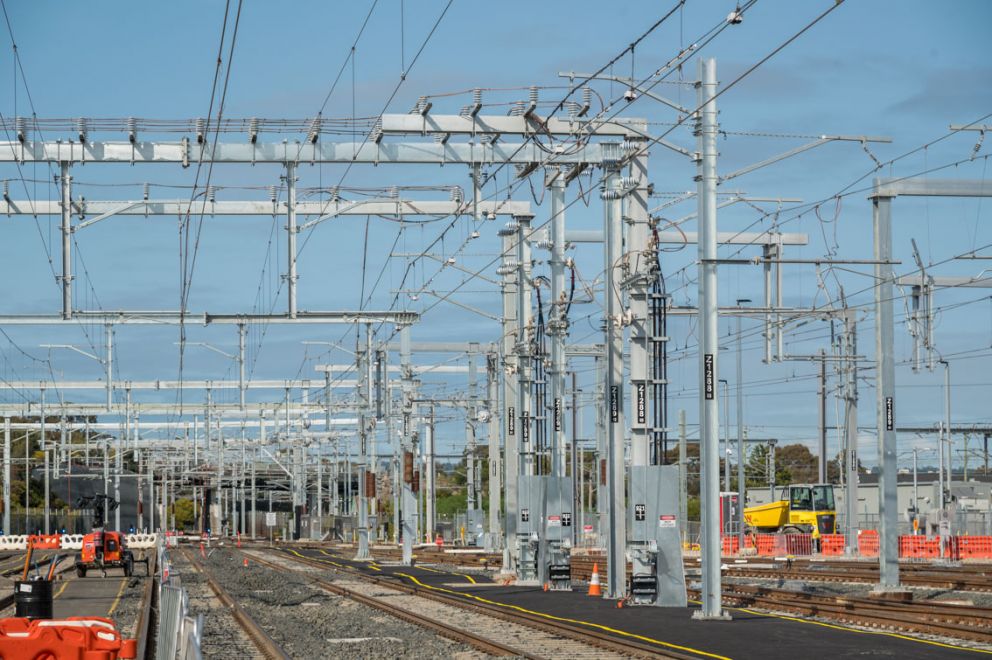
[
  {"x1": 0, "y1": 311, "x2": 418, "y2": 325},
  {"x1": 0, "y1": 139, "x2": 607, "y2": 165},
  {"x1": 869, "y1": 176, "x2": 992, "y2": 591}
]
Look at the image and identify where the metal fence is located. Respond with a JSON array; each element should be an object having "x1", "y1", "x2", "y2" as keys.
[
  {"x1": 5, "y1": 508, "x2": 93, "y2": 535},
  {"x1": 155, "y1": 545, "x2": 203, "y2": 660}
]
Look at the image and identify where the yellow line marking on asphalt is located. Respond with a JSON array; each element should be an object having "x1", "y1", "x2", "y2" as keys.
[
  {"x1": 395, "y1": 573, "x2": 728, "y2": 660},
  {"x1": 414, "y1": 564, "x2": 477, "y2": 584},
  {"x1": 107, "y1": 578, "x2": 128, "y2": 616},
  {"x1": 734, "y1": 604, "x2": 992, "y2": 655},
  {"x1": 53, "y1": 580, "x2": 70, "y2": 599}
]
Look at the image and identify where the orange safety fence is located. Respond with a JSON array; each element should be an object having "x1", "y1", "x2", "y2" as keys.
[
  {"x1": 721, "y1": 536, "x2": 740, "y2": 555},
  {"x1": 952, "y1": 536, "x2": 992, "y2": 560},
  {"x1": 899, "y1": 535, "x2": 940, "y2": 559},
  {"x1": 750, "y1": 533, "x2": 815, "y2": 557},
  {"x1": 857, "y1": 530, "x2": 879, "y2": 557},
  {"x1": 27, "y1": 534, "x2": 62, "y2": 550},
  {"x1": 820, "y1": 534, "x2": 845, "y2": 556}
]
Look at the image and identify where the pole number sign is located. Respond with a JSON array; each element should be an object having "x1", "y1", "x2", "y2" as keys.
[
  {"x1": 634, "y1": 504, "x2": 646, "y2": 521},
  {"x1": 704, "y1": 354, "x2": 714, "y2": 400}
]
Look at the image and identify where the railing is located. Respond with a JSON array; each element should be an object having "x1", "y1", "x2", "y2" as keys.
[
  {"x1": 155, "y1": 544, "x2": 203, "y2": 660},
  {"x1": 722, "y1": 530, "x2": 992, "y2": 559}
]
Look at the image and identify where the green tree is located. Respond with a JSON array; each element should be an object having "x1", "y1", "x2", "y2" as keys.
[{"x1": 170, "y1": 498, "x2": 195, "y2": 530}]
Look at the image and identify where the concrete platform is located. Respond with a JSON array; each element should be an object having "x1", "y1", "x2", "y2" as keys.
[{"x1": 288, "y1": 546, "x2": 986, "y2": 659}]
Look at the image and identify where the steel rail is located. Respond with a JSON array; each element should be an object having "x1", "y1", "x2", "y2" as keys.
[
  {"x1": 182, "y1": 549, "x2": 290, "y2": 660},
  {"x1": 260, "y1": 546, "x2": 699, "y2": 660}
]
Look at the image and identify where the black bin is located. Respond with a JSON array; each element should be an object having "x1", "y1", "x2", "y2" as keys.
[{"x1": 14, "y1": 579, "x2": 53, "y2": 620}]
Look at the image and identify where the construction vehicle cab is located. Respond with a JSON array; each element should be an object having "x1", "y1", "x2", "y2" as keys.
[
  {"x1": 744, "y1": 484, "x2": 836, "y2": 538},
  {"x1": 75, "y1": 530, "x2": 134, "y2": 577}
]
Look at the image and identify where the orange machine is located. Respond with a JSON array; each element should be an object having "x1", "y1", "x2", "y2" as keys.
[{"x1": 74, "y1": 530, "x2": 135, "y2": 577}]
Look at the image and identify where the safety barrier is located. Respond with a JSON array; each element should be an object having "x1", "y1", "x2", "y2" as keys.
[
  {"x1": 721, "y1": 536, "x2": 739, "y2": 554},
  {"x1": 0, "y1": 617, "x2": 136, "y2": 659},
  {"x1": 857, "y1": 530, "x2": 879, "y2": 557},
  {"x1": 751, "y1": 533, "x2": 815, "y2": 557},
  {"x1": 953, "y1": 536, "x2": 992, "y2": 560},
  {"x1": 0, "y1": 535, "x2": 29, "y2": 551},
  {"x1": 27, "y1": 534, "x2": 62, "y2": 550},
  {"x1": 126, "y1": 533, "x2": 159, "y2": 549},
  {"x1": 820, "y1": 534, "x2": 846, "y2": 556},
  {"x1": 899, "y1": 535, "x2": 941, "y2": 559},
  {"x1": 60, "y1": 534, "x2": 84, "y2": 550}
]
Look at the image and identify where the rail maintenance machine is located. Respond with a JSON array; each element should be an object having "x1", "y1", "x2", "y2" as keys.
[
  {"x1": 628, "y1": 465, "x2": 687, "y2": 606},
  {"x1": 516, "y1": 475, "x2": 573, "y2": 589}
]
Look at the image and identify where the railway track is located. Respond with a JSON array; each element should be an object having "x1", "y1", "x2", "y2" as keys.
[
  {"x1": 258, "y1": 546, "x2": 706, "y2": 659},
  {"x1": 687, "y1": 582, "x2": 992, "y2": 644},
  {"x1": 178, "y1": 549, "x2": 288, "y2": 660}
]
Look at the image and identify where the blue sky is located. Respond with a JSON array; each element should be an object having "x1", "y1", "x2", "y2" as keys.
[{"x1": 1, "y1": 0, "x2": 990, "y2": 470}]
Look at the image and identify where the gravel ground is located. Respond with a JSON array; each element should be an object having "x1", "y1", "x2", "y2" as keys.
[
  {"x1": 201, "y1": 548, "x2": 485, "y2": 659},
  {"x1": 110, "y1": 575, "x2": 149, "y2": 639}
]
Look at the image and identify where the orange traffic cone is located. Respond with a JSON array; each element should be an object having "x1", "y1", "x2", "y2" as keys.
[
  {"x1": 587, "y1": 562, "x2": 602, "y2": 596},
  {"x1": 237, "y1": 533, "x2": 242, "y2": 548},
  {"x1": 200, "y1": 543, "x2": 206, "y2": 558},
  {"x1": 243, "y1": 557, "x2": 249, "y2": 568}
]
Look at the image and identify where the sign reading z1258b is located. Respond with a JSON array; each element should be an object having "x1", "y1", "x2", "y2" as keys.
[{"x1": 704, "y1": 354, "x2": 714, "y2": 400}]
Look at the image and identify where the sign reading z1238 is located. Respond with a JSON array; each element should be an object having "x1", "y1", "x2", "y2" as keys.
[{"x1": 704, "y1": 354, "x2": 714, "y2": 400}]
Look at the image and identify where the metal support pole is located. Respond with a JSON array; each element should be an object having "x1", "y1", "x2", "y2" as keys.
[
  {"x1": 486, "y1": 353, "x2": 502, "y2": 551},
  {"x1": 466, "y1": 353, "x2": 478, "y2": 509},
  {"x1": 105, "y1": 325, "x2": 113, "y2": 412},
  {"x1": 679, "y1": 410, "x2": 687, "y2": 544},
  {"x1": 872, "y1": 189, "x2": 899, "y2": 589},
  {"x1": 42, "y1": 390, "x2": 50, "y2": 535},
  {"x1": 627, "y1": 143, "x2": 652, "y2": 469},
  {"x1": 602, "y1": 148, "x2": 626, "y2": 599},
  {"x1": 238, "y1": 323, "x2": 246, "y2": 410},
  {"x1": 943, "y1": 360, "x2": 952, "y2": 494},
  {"x1": 549, "y1": 170, "x2": 568, "y2": 477},
  {"x1": 843, "y1": 314, "x2": 859, "y2": 555},
  {"x1": 516, "y1": 216, "x2": 534, "y2": 477},
  {"x1": 818, "y1": 351, "x2": 827, "y2": 484},
  {"x1": 736, "y1": 307, "x2": 746, "y2": 547},
  {"x1": 285, "y1": 162, "x2": 298, "y2": 318},
  {"x1": 694, "y1": 58, "x2": 728, "y2": 619},
  {"x1": 60, "y1": 162, "x2": 72, "y2": 320},
  {"x1": 501, "y1": 231, "x2": 519, "y2": 567},
  {"x1": 355, "y1": 326, "x2": 371, "y2": 559},
  {"x1": 426, "y1": 407, "x2": 436, "y2": 540},
  {"x1": 3, "y1": 418, "x2": 9, "y2": 535}
]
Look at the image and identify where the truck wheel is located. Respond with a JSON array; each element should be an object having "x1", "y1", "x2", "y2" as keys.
[
  {"x1": 76, "y1": 566, "x2": 86, "y2": 578},
  {"x1": 782, "y1": 526, "x2": 802, "y2": 535}
]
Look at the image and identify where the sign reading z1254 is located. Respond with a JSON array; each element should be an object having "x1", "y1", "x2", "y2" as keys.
[{"x1": 704, "y1": 354, "x2": 714, "y2": 400}]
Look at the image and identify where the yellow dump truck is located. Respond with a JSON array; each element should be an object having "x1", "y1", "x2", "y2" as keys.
[{"x1": 743, "y1": 484, "x2": 837, "y2": 538}]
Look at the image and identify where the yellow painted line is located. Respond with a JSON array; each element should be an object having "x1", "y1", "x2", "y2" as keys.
[
  {"x1": 395, "y1": 573, "x2": 729, "y2": 660},
  {"x1": 53, "y1": 580, "x2": 70, "y2": 599},
  {"x1": 731, "y1": 603, "x2": 992, "y2": 655},
  {"x1": 107, "y1": 578, "x2": 128, "y2": 616},
  {"x1": 415, "y1": 564, "x2": 477, "y2": 584},
  {"x1": 290, "y1": 549, "x2": 344, "y2": 568}
]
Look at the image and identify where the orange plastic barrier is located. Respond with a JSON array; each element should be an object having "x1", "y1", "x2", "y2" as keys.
[
  {"x1": 953, "y1": 536, "x2": 992, "y2": 560},
  {"x1": 898, "y1": 535, "x2": 940, "y2": 559},
  {"x1": 721, "y1": 536, "x2": 740, "y2": 555},
  {"x1": 752, "y1": 533, "x2": 814, "y2": 557},
  {"x1": 857, "y1": 530, "x2": 879, "y2": 557},
  {"x1": 27, "y1": 534, "x2": 62, "y2": 550},
  {"x1": 820, "y1": 534, "x2": 845, "y2": 556},
  {"x1": 0, "y1": 616, "x2": 136, "y2": 659}
]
